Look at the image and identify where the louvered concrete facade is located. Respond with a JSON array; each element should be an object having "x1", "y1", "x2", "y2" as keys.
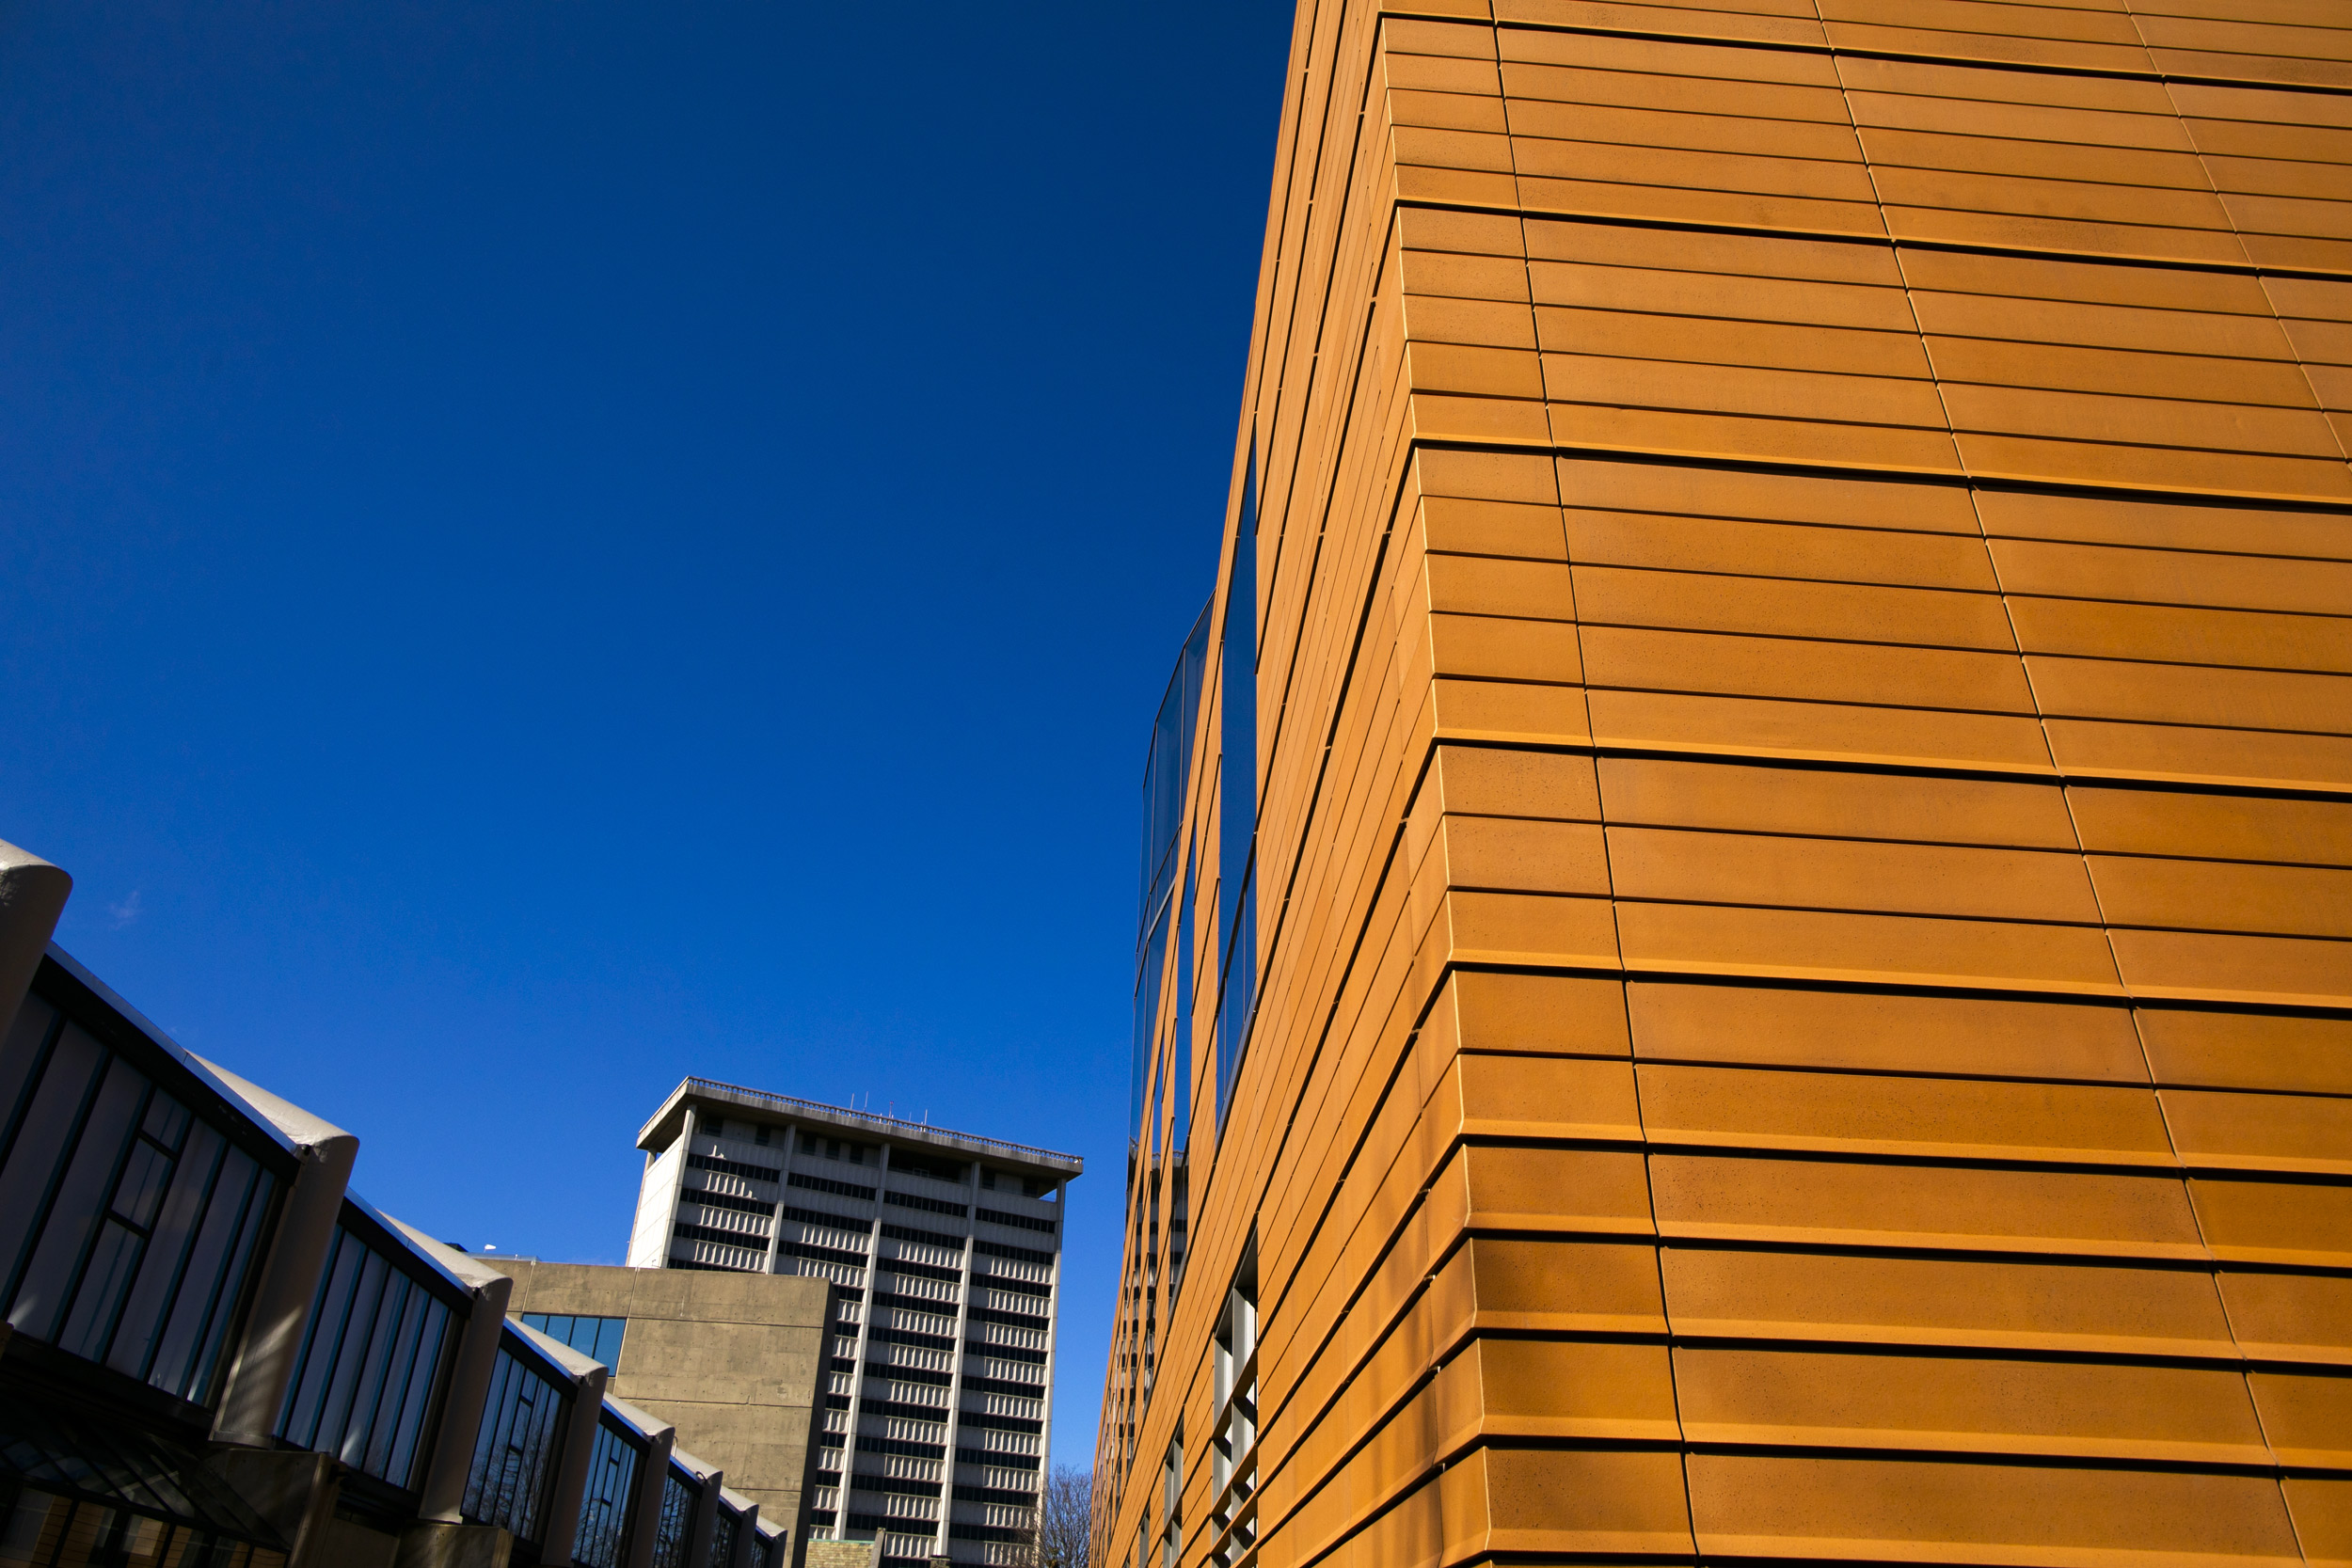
[{"x1": 630, "y1": 1080, "x2": 1081, "y2": 1568}]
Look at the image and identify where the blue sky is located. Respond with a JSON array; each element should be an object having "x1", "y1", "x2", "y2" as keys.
[{"x1": 0, "y1": 1, "x2": 1286, "y2": 1470}]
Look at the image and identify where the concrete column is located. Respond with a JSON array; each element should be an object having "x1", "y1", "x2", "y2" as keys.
[
  {"x1": 412, "y1": 1272, "x2": 518, "y2": 1522},
  {"x1": 1036, "y1": 1181, "x2": 1065, "y2": 1501},
  {"x1": 628, "y1": 1108, "x2": 697, "y2": 1271},
  {"x1": 670, "y1": 1107, "x2": 705, "y2": 1267},
  {"x1": 0, "y1": 839, "x2": 70, "y2": 1044},
  {"x1": 393, "y1": 1522, "x2": 513, "y2": 1568},
  {"x1": 535, "y1": 1360, "x2": 609, "y2": 1567},
  {"x1": 831, "y1": 1138, "x2": 891, "y2": 1542},
  {"x1": 621, "y1": 1418, "x2": 676, "y2": 1568},
  {"x1": 203, "y1": 1065, "x2": 360, "y2": 1449},
  {"x1": 929, "y1": 1161, "x2": 983, "y2": 1561},
  {"x1": 759, "y1": 1124, "x2": 787, "y2": 1276}
]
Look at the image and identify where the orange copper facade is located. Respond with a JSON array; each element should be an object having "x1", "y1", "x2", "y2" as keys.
[{"x1": 1097, "y1": 3, "x2": 2352, "y2": 1565}]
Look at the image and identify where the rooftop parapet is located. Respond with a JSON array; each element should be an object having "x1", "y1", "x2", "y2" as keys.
[{"x1": 637, "y1": 1075, "x2": 1083, "y2": 1177}]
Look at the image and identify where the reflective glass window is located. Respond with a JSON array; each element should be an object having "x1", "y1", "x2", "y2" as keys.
[
  {"x1": 276, "y1": 1222, "x2": 455, "y2": 1493},
  {"x1": 1130, "y1": 901, "x2": 1169, "y2": 1148},
  {"x1": 461, "y1": 1341, "x2": 568, "y2": 1544},
  {"x1": 1216, "y1": 451, "x2": 1259, "y2": 1129},
  {"x1": 0, "y1": 989, "x2": 282, "y2": 1407},
  {"x1": 1172, "y1": 850, "x2": 1195, "y2": 1156},
  {"x1": 572, "y1": 1416, "x2": 644, "y2": 1568},
  {"x1": 521, "y1": 1312, "x2": 627, "y2": 1370},
  {"x1": 1133, "y1": 602, "x2": 1211, "y2": 1150},
  {"x1": 648, "y1": 1469, "x2": 697, "y2": 1568}
]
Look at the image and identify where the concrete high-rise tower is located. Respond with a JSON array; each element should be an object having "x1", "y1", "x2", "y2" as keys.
[
  {"x1": 630, "y1": 1080, "x2": 1080, "y2": 1567},
  {"x1": 1097, "y1": 3, "x2": 2352, "y2": 1564}
]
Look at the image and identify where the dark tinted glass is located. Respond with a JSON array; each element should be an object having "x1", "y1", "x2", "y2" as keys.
[
  {"x1": 0, "y1": 998, "x2": 282, "y2": 1407},
  {"x1": 522, "y1": 1312, "x2": 628, "y2": 1370},
  {"x1": 151, "y1": 1143, "x2": 271, "y2": 1402},
  {"x1": 0, "y1": 1000, "x2": 95, "y2": 1275},
  {"x1": 648, "y1": 1471, "x2": 696, "y2": 1568},
  {"x1": 277, "y1": 1224, "x2": 453, "y2": 1493},
  {"x1": 1130, "y1": 901, "x2": 1169, "y2": 1148},
  {"x1": 1216, "y1": 450, "x2": 1260, "y2": 1128},
  {"x1": 462, "y1": 1342, "x2": 567, "y2": 1544},
  {"x1": 105, "y1": 1120, "x2": 227, "y2": 1379},
  {"x1": 572, "y1": 1418, "x2": 644, "y2": 1568},
  {"x1": 1173, "y1": 851, "x2": 1195, "y2": 1155},
  {"x1": 1133, "y1": 600, "x2": 1212, "y2": 1153},
  {"x1": 11, "y1": 1053, "x2": 149, "y2": 1339}
]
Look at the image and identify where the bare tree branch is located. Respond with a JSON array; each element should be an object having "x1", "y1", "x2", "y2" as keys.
[{"x1": 1002, "y1": 1464, "x2": 1093, "y2": 1567}]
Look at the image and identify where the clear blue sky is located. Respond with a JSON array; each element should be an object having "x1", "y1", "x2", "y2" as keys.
[{"x1": 0, "y1": 1, "x2": 1286, "y2": 1471}]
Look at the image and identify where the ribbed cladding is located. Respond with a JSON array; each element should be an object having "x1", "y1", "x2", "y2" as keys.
[
  {"x1": 1093, "y1": 2, "x2": 2352, "y2": 1566},
  {"x1": 738, "y1": 1120, "x2": 1059, "y2": 1564}
]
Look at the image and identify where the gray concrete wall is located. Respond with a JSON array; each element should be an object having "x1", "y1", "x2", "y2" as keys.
[{"x1": 491, "y1": 1260, "x2": 830, "y2": 1540}]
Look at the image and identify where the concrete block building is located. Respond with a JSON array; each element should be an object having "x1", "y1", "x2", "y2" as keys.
[
  {"x1": 493, "y1": 1262, "x2": 831, "y2": 1536},
  {"x1": 628, "y1": 1082, "x2": 1081, "y2": 1568},
  {"x1": 1094, "y1": 1, "x2": 2352, "y2": 1564}
]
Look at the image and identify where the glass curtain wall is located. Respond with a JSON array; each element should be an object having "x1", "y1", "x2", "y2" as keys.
[
  {"x1": 570, "y1": 1416, "x2": 645, "y2": 1568},
  {"x1": 1123, "y1": 603, "x2": 1212, "y2": 1475},
  {"x1": 521, "y1": 1312, "x2": 627, "y2": 1370},
  {"x1": 276, "y1": 1217, "x2": 456, "y2": 1493},
  {"x1": 461, "y1": 1337, "x2": 569, "y2": 1547},
  {"x1": 0, "y1": 1386, "x2": 293, "y2": 1567},
  {"x1": 648, "y1": 1468, "x2": 698, "y2": 1568},
  {"x1": 1134, "y1": 601, "x2": 1210, "y2": 1157},
  {"x1": 1216, "y1": 451, "x2": 1259, "y2": 1128},
  {"x1": 0, "y1": 1497, "x2": 287, "y2": 1568},
  {"x1": 0, "y1": 988, "x2": 282, "y2": 1408},
  {"x1": 1167, "y1": 849, "x2": 1194, "y2": 1306}
]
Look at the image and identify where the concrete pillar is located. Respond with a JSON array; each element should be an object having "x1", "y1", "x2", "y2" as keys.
[
  {"x1": 0, "y1": 838, "x2": 70, "y2": 1043},
  {"x1": 619, "y1": 1409, "x2": 675, "y2": 1568},
  {"x1": 413, "y1": 1275, "x2": 517, "y2": 1522},
  {"x1": 386, "y1": 1219, "x2": 538, "y2": 1527},
  {"x1": 203, "y1": 1064, "x2": 360, "y2": 1449},
  {"x1": 929, "y1": 1161, "x2": 983, "y2": 1562},
  {"x1": 393, "y1": 1521, "x2": 515, "y2": 1568},
  {"x1": 832, "y1": 1138, "x2": 891, "y2": 1541},
  {"x1": 1036, "y1": 1180, "x2": 1065, "y2": 1480},
  {"x1": 758, "y1": 1118, "x2": 787, "y2": 1278},
  {"x1": 535, "y1": 1360, "x2": 609, "y2": 1567}
]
